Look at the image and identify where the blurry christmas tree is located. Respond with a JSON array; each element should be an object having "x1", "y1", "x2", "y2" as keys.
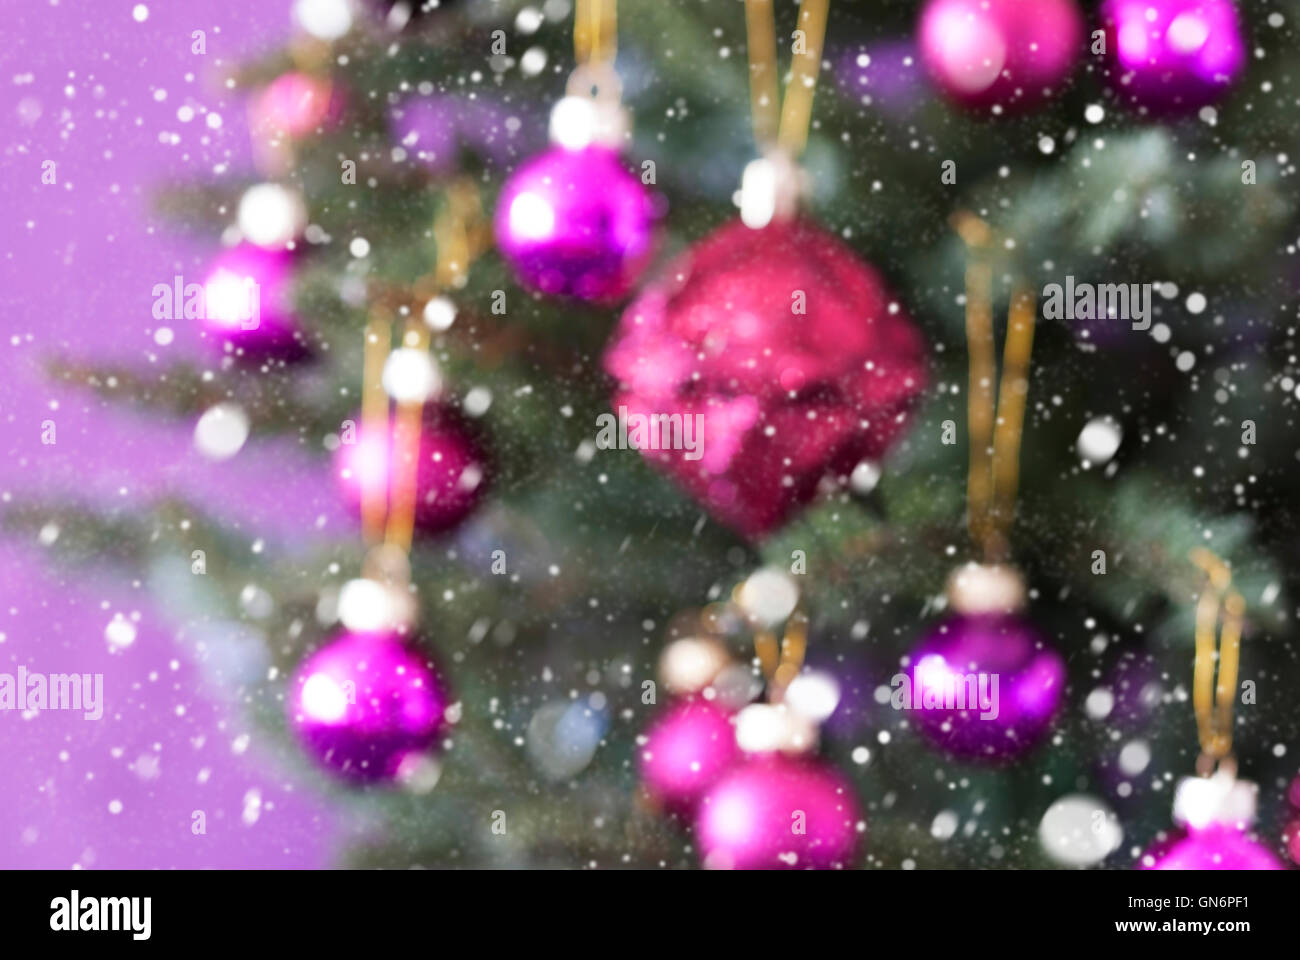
[{"x1": 12, "y1": 0, "x2": 1300, "y2": 868}]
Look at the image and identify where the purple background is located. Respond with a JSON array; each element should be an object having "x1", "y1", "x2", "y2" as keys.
[{"x1": 0, "y1": 0, "x2": 345, "y2": 867}]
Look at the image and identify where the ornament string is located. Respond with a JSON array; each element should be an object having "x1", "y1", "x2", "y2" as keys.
[
  {"x1": 744, "y1": 0, "x2": 780, "y2": 148},
  {"x1": 358, "y1": 182, "x2": 486, "y2": 568},
  {"x1": 575, "y1": 0, "x2": 617, "y2": 68},
  {"x1": 360, "y1": 312, "x2": 393, "y2": 548},
  {"x1": 1190, "y1": 548, "x2": 1244, "y2": 768},
  {"x1": 744, "y1": 0, "x2": 831, "y2": 156},
  {"x1": 953, "y1": 212, "x2": 1036, "y2": 564}
]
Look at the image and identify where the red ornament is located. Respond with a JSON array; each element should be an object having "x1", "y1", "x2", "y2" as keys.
[{"x1": 604, "y1": 217, "x2": 927, "y2": 538}]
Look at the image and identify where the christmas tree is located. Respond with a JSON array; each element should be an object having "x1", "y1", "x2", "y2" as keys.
[{"x1": 15, "y1": 0, "x2": 1300, "y2": 869}]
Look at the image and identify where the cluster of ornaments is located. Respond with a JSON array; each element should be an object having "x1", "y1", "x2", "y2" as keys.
[
  {"x1": 638, "y1": 573, "x2": 862, "y2": 869},
  {"x1": 917, "y1": 0, "x2": 1246, "y2": 114}
]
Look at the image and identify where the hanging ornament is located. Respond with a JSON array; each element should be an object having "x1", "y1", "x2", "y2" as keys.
[
  {"x1": 335, "y1": 185, "x2": 491, "y2": 539},
  {"x1": 909, "y1": 567, "x2": 1065, "y2": 760},
  {"x1": 1101, "y1": 0, "x2": 1246, "y2": 114},
  {"x1": 1141, "y1": 770, "x2": 1283, "y2": 870},
  {"x1": 494, "y1": 0, "x2": 658, "y2": 302},
  {"x1": 604, "y1": 0, "x2": 926, "y2": 539},
  {"x1": 200, "y1": 242, "x2": 304, "y2": 357},
  {"x1": 291, "y1": 184, "x2": 489, "y2": 784},
  {"x1": 639, "y1": 565, "x2": 864, "y2": 866},
  {"x1": 639, "y1": 698, "x2": 740, "y2": 809},
  {"x1": 918, "y1": 0, "x2": 1083, "y2": 111},
  {"x1": 695, "y1": 754, "x2": 861, "y2": 870},
  {"x1": 288, "y1": 628, "x2": 447, "y2": 783},
  {"x1": 250, "y1": 72, "x2": 336, "y2": 138},
  {"x1": 335, "y1": 401, "x2": 487, "y2": 537},
  {"x1": 1140, "y1": 553, "x2": 1283, "y2": 870},
  {"x1": 907, "y1": 215, "x2": 1064, "y2": 761},
  {"x1": 689, "y1": 591, "x2": 861, "y2": 869}
]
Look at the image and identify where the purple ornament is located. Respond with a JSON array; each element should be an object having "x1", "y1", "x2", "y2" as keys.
[
  {"x1": 695, "y1": 756, "x2": 861, "y2": 870},
  {"x1": 834, "y1": 41, "x2": 929, "y2": 120},
  {"x1": 907, "y1": 614, "x2": 1066, "y2": 761},
  {"x1": 199, "y1": 243, "x2": 303, "y2": 357},
  {"x1": 390, "y1": 95, "x2": 524, "y2": 173},
  {"x1": 1102, "y1": 0, "x2": 1246, "y2": 112},
  {"x1": 288, "y1": 630, "x2": 446, "y2": 783},
  {"x1": 493, "y1": 145, "x2": 656, "y2": 302},
  {"x1": 334, "y1": 406, "x2": 488, "y2": 536},
  {"x1": 640, "y1": 699, "x2": 738, "y2": 809},
  {"x1": 918, "y1": 0, "x2": 1083, "y2": 110},
  {"x1": 1140, "y1": 824, "x2": 1284, "y2": 870}
]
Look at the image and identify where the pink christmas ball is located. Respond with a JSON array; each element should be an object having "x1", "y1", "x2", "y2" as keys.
[
  {"x1": 288, "y1": 630, "x2": 446, "y2": 783},
  {"x1": 494, "y1": 145, "x2": 657, "y2": 302},
  {"x1": 252, "y1": 72, "x2": 336, "y2": 137},
  {"x1": 334, "y1": 407, "x2": 488, "y2": 536},
  {"x1": 1288, "y1": 772, "x2": 1300, "y2": 809},
  {"x1": 199, "y1": 242, "x2": 303, "y2": 357},
  {"x1": 908, "y1": 614, "x2": 1066, "y2": 761},
  {"x1": 695, "y1": 755, "x2": 861, "y2": 870},
  {"x1": 1140, "y1": 824, "x2": 1284, "y2": 870},
  {"x1": 1102, "y1": 0, "x2": 1246, "y2": 113},
  {"x1": 918, "y1": 0, "x2": 1083, "y2": 110},
  {"x1": 640, "y1": 699, "x2": 738, "y2": 809},
  {"x1": 603, "y1": 218, "x2": 927, "y2": 539},
  {"x1": 1286, "y1": 818, "x2": 1300, "y2": 866}
]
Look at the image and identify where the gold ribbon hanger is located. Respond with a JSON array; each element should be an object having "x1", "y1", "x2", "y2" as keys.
[
  {"x1": 359, "y1": 181, "x2": 487, "y2": 572},
  {"x1": 1189, "y1": 548, "x2": 1244, "y2": 774},
  {"x1": 952, "y1": 212, "x2": 1036, "y2": 565},
  {"x1": 744, "y1": 0, "x2": 831, "y2": 158},
  {"x1": 574, "y1": 0, "x2": 618, "y2": 69}
]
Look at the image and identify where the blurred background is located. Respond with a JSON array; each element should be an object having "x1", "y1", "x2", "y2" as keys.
[{"x1": 2, "y1": 0, "x2": 1299, "y2": 869}]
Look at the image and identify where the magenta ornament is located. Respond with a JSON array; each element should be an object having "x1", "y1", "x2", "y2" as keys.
[
  {"x1": 493, "y1": 145, "x2": 657, "y2": 302},
  {"x1": 251, "y1": 72, "x2": 336, "y2": 138},
  {"x1": 1102, "y1": 0, "x2": 1246, "y2": 113},
  {"x1": 603, "y1": 217, "x2": 928, "y2": 539},
  {"x1": 199, "y1": 243, "x2": 302, "y2": 357},
  {"x1": 694, "y1": 755, "x2": 861, "y2": 870},
  {"x1": 288, "y1": 630, "x2": 446, "y2": 783},
  {"x1": 918, "y1": 0, "x2": 1083, "y2": 110},
  {"x1": 334, "y1": 407, "x2": 488, "y2": 536},
  {"x1": 907, "y1": 614, "x2": 1066, "y2": 761},
  {"x1": 1140, "y1": 825, "x2": 1284, "y2": 870},
  {"x1": 640, "y1": 699, "x2": 739, "y2": 809}
]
